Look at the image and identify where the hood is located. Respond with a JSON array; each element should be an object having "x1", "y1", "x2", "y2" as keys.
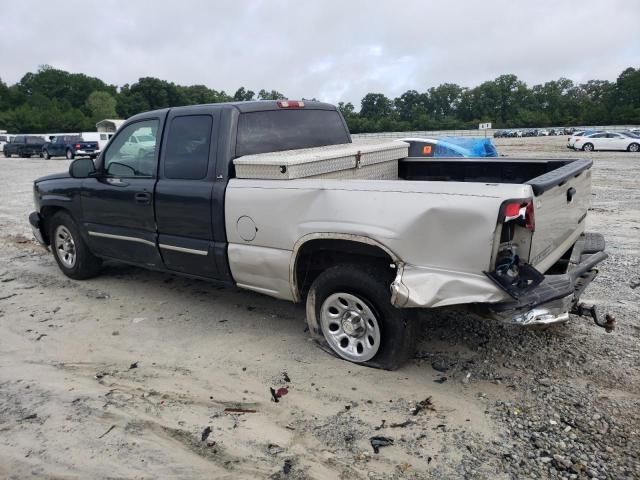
[{"x1": 35, "y1": 171, "x2": 70, "y2": 183}]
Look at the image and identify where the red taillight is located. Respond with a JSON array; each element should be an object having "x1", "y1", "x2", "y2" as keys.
[
  {"x1": 75, "y1": 143, "x2": 81, "y2": 149},
  {"x1": 277, "y1": 100, "x2": 304, "y2": 108},
  {"x1": 525, "y1": 201, "x2": 535, "y2": 231},
  {"x1": 502, "y1": 199, "x2": 535, "y2": 232}
]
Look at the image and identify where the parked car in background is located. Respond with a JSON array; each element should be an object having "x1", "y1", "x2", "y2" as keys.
[
  {"x1": 574, "y1": 131, "x2": 640, "y2": 152},
  {"x1": 524, "y1": 129, "x2": 538, "y2": 137},
  {"x1": 0, "y1": 134, "x2": 13, "y2": 153},
  {"x1": 81, "y1": 132, "x2": 114, "y2": 151},
  {"x1": 3, "y1": 135, "x2": 46, "y2": 158},
  {"x1": 493, "y1": 130, "x2": 508, "y2": 138},
  {"x1": 42, "y1": 135, "x2": 100, "y2": 160},
  {"x1": 538, "y1": 129, "x2": 549, "y2": 136},
  {"x1": 567, "y1": 131, "x2": 598, "y2": 149}
]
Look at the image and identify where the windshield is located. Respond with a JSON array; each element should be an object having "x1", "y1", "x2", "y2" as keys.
[{"x1": 236, "y1": 109, "x2": 350, "y2": 157}]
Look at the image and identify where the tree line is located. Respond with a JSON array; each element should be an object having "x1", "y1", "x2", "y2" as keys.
[{"x1": 0, "y1": 64, "x2": 638, "y2": 134}]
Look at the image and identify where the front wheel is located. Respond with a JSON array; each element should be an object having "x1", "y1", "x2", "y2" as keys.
[
  {"x1": 582, "y1": 143, "x2": 594, "y2": 152},
  {"x1": 628, "y1": 143, "x2": 639, "y2": 153},
  {"x1": 305, "y1": 264, "x2": 417, "y2": 370},
  {"x1": 49, "y1": 211, "x2": 101, "y2": 280},
  {"x1": 66, "y1": 149, "x2": 74, "y2": 160}
]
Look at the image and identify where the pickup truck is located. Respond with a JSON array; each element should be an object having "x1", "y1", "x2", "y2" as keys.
[
  {"x1": 28, "y1": 101, "x2": 609, "y2": 369},
  {"x1": 3, "y1": 135, "x2": 46, "y2": 158},
  {"x1": 42, "y1": 135, "x2": 100, "y2": 160}
]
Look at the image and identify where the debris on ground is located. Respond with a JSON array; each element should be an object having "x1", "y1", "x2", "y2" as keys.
[
  {"x1": 369, "y1": 436, "x2": 394, "y2": 454},
  {"x1": 201, "y1": 426, "x2": 212, "y2": 442},
  {"x1": 98, "y1": 425, "x2": 115, "y2": 439},
  {"x1": 389, "y1": 419, "x2": 416, "y2": 428},
  {"x1": 374, "y1": 419, "x2": 386, "y2": 430},
  {"x1": 18, "y1": 413, "x2": 38, "y2": 422},
  {"x1": 267, "y1": 443, "x2": 284, "y2": 455},
  {"x1": 411, "y1": 396, "x2": 435, "y2": 416},
  {"x1": 35, "y1": 334, "x2": 47, "y2": 341},
  {"x1": 270, "y1": 387, "x2": 279, "y2": 403},
  {"x1": 270, "y1": 387, "x2": 288, "y2": 402},
  {"x1": 434, "y1": 377, "x2": 447, "y2": 384},
  {"x1": 223, "y1": 408, "x2": 257, "y2": 414},
  {"x1": 129, "y1": 361, "x2": 139, "y2": 369},
  {"x1": 283, "y1": 459, "x2": 292, "y2": 474},
  {"x1": 282, "y1": 371, "x2": 291, "y2": 383}
]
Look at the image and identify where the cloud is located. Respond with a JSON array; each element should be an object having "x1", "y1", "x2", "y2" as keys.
[{"x1": 1, "y1": 0, "x2": 638, "y2": 105}]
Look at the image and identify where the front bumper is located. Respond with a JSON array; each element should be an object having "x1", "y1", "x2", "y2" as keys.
[{"x1": 29, "y1": 211, "x2": 47, "y2": 246}]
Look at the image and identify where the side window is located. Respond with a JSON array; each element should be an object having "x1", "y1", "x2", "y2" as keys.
[
  {"x1": 104, "y1": 119, "x2": 159, "y2": 177},
  {"x1": 164, "y1": 115, "x2": 212, "y2": 180},
  {"x1": 100, "y1": 133, "x2": 107, "y2": 141}
]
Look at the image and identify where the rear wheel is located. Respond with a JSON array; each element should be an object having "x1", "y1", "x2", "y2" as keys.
[
  {"x1": 66, "y1": 149, "x2": 74, "y2": 160},
  {"x1": 582, "y1": 143, "x2": 594, "y2": 152},
  {"x1": 49, "y1": 211, "x2": 101, "y2": 280},
  {"x1": 43, "y1": 150, "x2": 50, "y2": 160},
  {"x1": 628, "y1": 143, "x2": 639, "y2": 153},
  {"x1": 306, "y1": 264, "x2": 417, "y2": 370}
]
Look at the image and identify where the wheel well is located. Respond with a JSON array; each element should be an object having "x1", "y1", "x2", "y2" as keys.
[
  {"x1": 40, "y1": 206, "x2": 68, "y2": 244},
  {"x1": 294, "y1": 239, "x2": 397, "y2": 301}
]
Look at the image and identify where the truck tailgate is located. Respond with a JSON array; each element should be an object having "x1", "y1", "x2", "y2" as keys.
[{"x1": 526, "y1": 159, "x2": 592, "y2": 272}]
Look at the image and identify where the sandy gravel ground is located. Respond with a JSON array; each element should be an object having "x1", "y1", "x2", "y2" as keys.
[{"x1": 0, "y1": 137, "x2": 638, "y2": 479}]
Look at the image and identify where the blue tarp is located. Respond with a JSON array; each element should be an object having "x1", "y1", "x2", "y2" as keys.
[{"x1": 433, "y1": 137, "x2": 498, "y2": 157}]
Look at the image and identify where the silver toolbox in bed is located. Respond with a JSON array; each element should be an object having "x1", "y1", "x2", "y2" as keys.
[{"x1": 233, "y1": 140, "x2": 408, "y2": 180}]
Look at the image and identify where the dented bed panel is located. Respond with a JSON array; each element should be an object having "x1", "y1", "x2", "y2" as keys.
[
  {"x1": 391, "y1": 264, "x2": 510, "y2": 308},
  {"x1": 225, "y1": 179, "x2": 532, "y2": 304}
]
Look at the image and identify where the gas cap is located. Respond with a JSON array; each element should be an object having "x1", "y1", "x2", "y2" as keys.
[{"x1": 237, "y1": 216, "x2": 257, "y2": 241}]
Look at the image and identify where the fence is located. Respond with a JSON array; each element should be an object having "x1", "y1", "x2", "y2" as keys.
[{"x1": 352, "y1": 125, "x2": 640, "y2": 140}]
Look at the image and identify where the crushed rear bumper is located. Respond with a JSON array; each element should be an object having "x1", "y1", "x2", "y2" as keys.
[{"x1": 487, "y1": 232, "x2": 607, "y2": 326}]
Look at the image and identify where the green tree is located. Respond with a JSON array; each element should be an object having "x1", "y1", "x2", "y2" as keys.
[
  {"x1": 233, "y1": 87, "x2": 255, "y2": 101},
  {"x1": 85, "y1": 91, "x2": 117, "y2": 122},
  {"x1": 360, "y1": 93, "x2": 393, "y2": 119},
  {"x1": 257, "y1": 89, "x2": 286, "y2": 100}
]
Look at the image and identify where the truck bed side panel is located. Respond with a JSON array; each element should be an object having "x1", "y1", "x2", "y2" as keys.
[{"x1": 224, "y1": 179, "x2": 526, "y2": 305}]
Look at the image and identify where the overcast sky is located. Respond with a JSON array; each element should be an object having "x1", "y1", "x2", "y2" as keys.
[{"x1": 1, "y1": 0, "x2": 639, "y2": 105}]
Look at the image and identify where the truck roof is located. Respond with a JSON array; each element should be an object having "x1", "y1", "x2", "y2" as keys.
[{"x1": 127, "y1": 100, "x2": 337, "y2": 123}]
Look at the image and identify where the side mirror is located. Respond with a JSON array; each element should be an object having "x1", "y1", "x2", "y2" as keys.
[{"x1": 69, "y1": 158, "x2": 97, "y2": 178}]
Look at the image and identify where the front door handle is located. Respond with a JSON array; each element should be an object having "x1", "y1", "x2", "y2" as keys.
[{"x1": 135, "y1": 192, "x2": 151, "y2": 204}]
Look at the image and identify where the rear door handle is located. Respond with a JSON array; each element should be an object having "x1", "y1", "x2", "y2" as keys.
[
  {"x1": 567, "y1": 187, "x2": 576, "y2": 203},
  {"x1": 135, "y1": 192, "x2": 151, "y2": 204}
]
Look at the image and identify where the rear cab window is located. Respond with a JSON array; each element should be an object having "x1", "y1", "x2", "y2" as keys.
[
  {"x1": 236, "y1": 109, "x2": 350, "y2": 157},
  {"x1": 163, "y1": 115, "x2": 213, "y2": 180}
]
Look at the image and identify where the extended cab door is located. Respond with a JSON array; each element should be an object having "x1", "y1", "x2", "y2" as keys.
[
  {"x1": 80, "y1": 115, "x2": 166, "y2": 267},
  {"x1": 155, "y1": 110, "x2": 225, "y2": 279}
]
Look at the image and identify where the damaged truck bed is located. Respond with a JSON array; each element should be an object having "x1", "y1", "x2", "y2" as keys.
[{"x1": 28, "y1": 100, "x2": 608, "y2": 370}]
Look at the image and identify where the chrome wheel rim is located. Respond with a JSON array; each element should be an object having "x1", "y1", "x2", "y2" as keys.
[
  {"x1": 630, "y1": 144, "x2": 639, "y2": 152},
  {"x1": 584, "y1": 144, "x2": 593, "y2": 151},
  {"x1": 66, "y1": 150, "x2": 72, "y2": 159},
  {"x1": 54, "y1": 225, "x2": 76, "y2": 268},
  {"x1": 320, "y1": 292, "x2": 381, "y2": 362}
]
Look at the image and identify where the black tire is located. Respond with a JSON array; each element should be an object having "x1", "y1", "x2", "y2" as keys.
[
  {"x1": 49, "y1": 211, "x2": 101, "y2": 280},
  {"x1": 628, "y1": 143, "x2": 640, "y2": 153},
  {"x1": 305, "y1": 264, "x2": 417, "y2": 370},
  {"x1": 582, "y1": 143, "x2": 594, "y2": 152},
  {"x1": 43, "y1": 150, "x2": 50, "y2": 160},
  {"x1": 66, "y1": 149, "x2": 74, "y2": 160}
]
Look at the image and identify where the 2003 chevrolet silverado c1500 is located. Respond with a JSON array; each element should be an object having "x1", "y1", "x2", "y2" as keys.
[{"x1": 29, "y1": 100, "x2": 610, "y2": 369}]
